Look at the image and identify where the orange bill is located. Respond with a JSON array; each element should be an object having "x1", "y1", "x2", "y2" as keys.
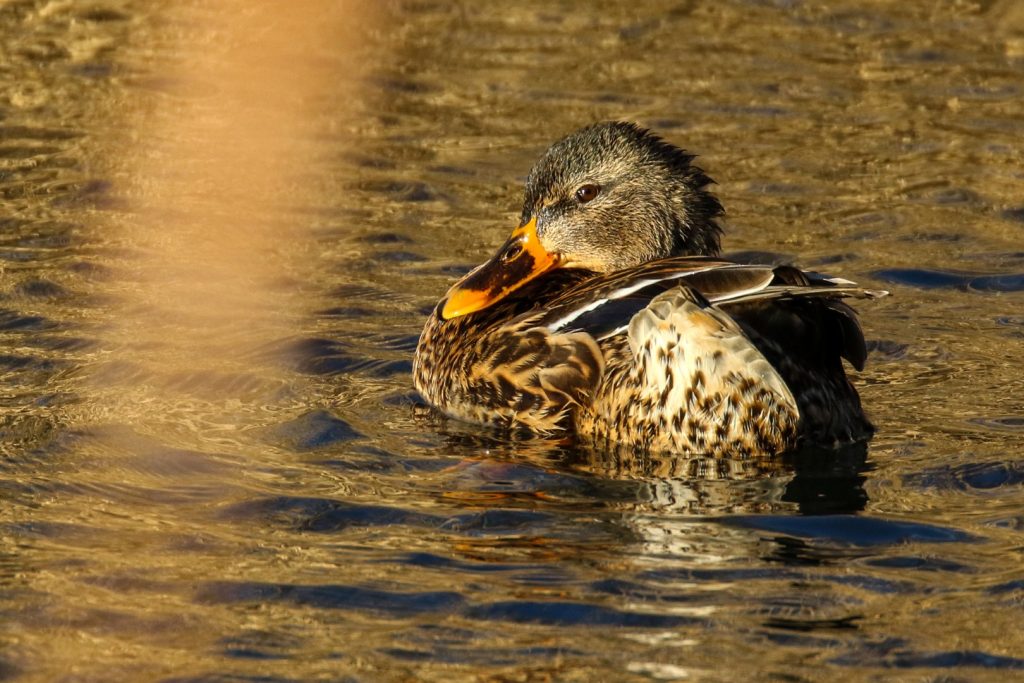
[{"x1": 441, "y1": 216, "x2": 562, "y2": 319}]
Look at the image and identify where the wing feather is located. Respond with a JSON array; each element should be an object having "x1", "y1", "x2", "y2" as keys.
[{"x1": 531, "y1": 257, "x2": 885, "y2": 341}]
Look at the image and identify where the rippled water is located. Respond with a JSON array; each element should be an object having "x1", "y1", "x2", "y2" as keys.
[{"x1": 2, "y1": 1, "x2": 1024, "y2": 680}]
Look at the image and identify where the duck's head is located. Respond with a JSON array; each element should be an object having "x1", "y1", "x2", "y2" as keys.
[{"x1": 442, "y1": 121, "x2": 724, "y2": 320}]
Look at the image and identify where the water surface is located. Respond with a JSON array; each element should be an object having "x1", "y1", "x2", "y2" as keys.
[{"x1": 1, "y1": 1, "x2": 1023, "y2": 680}]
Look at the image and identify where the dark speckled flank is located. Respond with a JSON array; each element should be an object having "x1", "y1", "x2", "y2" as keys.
[{"x1": 414, "y1": 122, "x2": 883, "y2": 455}]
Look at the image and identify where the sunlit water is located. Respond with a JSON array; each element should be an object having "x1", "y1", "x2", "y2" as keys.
[{"x1": 2, "y1": 1, "x2": 1024, "y2": 680}]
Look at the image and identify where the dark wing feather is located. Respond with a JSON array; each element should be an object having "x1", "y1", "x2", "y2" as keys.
[
  {"x1": 824, "y1": 300, "x2": 868, "y2": 371},
  {"x1": 520, "y1": 257, "x2": 885, "y2": 373},
  {"x1": 534, "y1": 258, "x2": 775, "y2": 337},
  {"x1": 712, "y1": 265, "x2": 885, "y2": 371}
]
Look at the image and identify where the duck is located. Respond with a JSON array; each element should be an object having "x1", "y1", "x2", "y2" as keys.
[{"x1": 413, "y1": 121, "x2": 885, "y2": 455}]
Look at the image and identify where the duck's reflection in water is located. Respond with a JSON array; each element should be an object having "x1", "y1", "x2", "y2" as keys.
[{"x1": 430, "y1": 419, "x2": 869, "y2": 516}]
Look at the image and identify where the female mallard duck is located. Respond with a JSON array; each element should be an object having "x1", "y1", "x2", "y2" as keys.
[{"x1": 413, "y1": 121, "x2": 884, "y2": 455}]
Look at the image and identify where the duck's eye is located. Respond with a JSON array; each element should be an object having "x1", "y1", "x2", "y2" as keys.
[
  {"x1": 501, "y1": 243, "x2": 524, "y2": 262},
  {"x1": 575, "y1": 184, "x2": 600, "y2": 204}
]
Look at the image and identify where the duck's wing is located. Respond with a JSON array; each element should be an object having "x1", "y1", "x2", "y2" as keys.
[
  {"x1": 717, "y1": 265, "x2": 887, "y2": 372},
  {"x1": 529, "y1": 257, "x2": 886, "y2": 370},
  {"x1": 534, "y1": 258, "x2": 772, "y2": 338}
]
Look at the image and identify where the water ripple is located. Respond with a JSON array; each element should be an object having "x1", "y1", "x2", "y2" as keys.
[
  {"x1": 381, "y1": 644, "x2": 579, "y2": 665},
  {"x1": 0, "y1": 309, "x2": 58, "y2": 331},
  {"x1": 196, "y1": 581, "x2": 466, "y2": 617},
  {"x1": 873, "y1": 268, "x2": 1024, "y2": 292},
  {"x1": 832, "y1": 646, "x2": 1024, "y2": 670},
  {"x1": 462, "y1": 600, "x2": 703, "y2": 628},
  {"x1": 267, "y1": 410, "x2": 363, "y2": 451},
  {"x1": 389, "y1": 551, "x2": 548, "y2": 574},
  {"x1": 721, "y1": 514, "x2": 976, "y2": 546},
  {"x1": 969, "y1": 416, "x2": 1024, "y2": 432},
  {"x1": 218, "y1": 496, "x2": 444, "y2": 532},
  {"x1": 903, "y1": 461, "x2": 1024, "y2": 492},
  {"x1": 275, "y1": 337, "x2": 411, "y2": 377}
]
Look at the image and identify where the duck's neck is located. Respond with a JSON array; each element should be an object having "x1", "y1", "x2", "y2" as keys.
[{"x1": 671, "y1": 184, "x2": 724, "y2": 257}]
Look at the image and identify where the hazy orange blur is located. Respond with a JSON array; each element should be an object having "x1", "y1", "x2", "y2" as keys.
[{"x1": 97, "y1": 2, "x2": 369, "y2": 404}]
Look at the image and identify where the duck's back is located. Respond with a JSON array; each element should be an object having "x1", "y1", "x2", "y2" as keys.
[{"x1": 536, "y1": 259, "x2": 881, "y2": 453}]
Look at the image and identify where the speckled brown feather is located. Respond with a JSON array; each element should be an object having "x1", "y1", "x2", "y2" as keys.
[
  {"x1": 413, "y1": 279, "x2": 604, "y2": 433},
  {"x1": 575, "y1": 287, "x2": 800, "y2": 454}
]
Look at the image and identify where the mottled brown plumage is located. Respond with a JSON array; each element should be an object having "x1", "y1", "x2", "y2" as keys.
[{"x1": 413, "y1": 122, "x2": 885, "y2": 455}]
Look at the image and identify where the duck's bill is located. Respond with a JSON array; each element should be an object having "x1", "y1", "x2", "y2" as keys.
[{"x1": 441, "y1": 216, "x2": 562, "y2": 320}]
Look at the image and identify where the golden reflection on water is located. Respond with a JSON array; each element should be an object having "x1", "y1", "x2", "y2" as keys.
[
  {"x1": 4, "y1": 2, "x2": 372, "y2": 678},
  {"x1": 92, "y1": 1, "x2": 365, "y2": 412}
]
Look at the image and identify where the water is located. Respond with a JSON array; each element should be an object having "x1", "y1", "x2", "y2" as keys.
[{"x1": 2, "y1": 0, "x2": 1023, "y2": 680}]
